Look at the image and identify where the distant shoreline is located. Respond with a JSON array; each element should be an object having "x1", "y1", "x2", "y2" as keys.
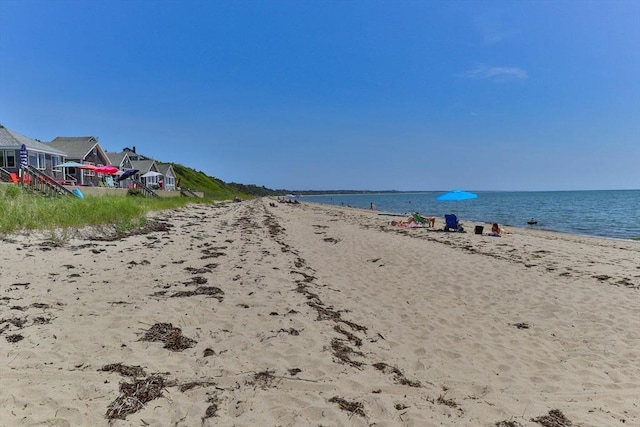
[
  {"x1": 292, "y1": 188, "x2": 639, "y2": 195},
  {"x1": 294, "y1": 190, "x2": 640, "y2": 241}
]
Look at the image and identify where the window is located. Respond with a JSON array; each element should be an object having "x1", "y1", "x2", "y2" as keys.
[
  {"x1": 37, "y1": 153, "x2": 46, "y2": 169},
  {"x1": 6, "y1": 151, "x2": 16, "y2": 168},
  {"x1": 26, "y1": 152, "x2": 46, "y2": 169}
]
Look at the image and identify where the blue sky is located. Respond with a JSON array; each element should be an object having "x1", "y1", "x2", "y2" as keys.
[{"x1": 1, "y1": 0, "x2": 638, "y2": 191}]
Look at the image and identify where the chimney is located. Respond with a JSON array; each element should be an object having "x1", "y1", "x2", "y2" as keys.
[{"x1": 133, "y1": 146, "x2": 136, "y2": 153}]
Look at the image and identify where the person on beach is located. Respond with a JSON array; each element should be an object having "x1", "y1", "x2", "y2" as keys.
[
  {"x1": 488, "y1": 223, "x2": 510, "y2": 236},
  {"x1": 391, "y1": 212, "x2": 435, "y2": 228},
  {"x1": 412, "y1": 213, "x2": 435, "y2": 227}
]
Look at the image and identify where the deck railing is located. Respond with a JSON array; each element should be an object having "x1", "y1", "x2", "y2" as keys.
[
  {"x1": 22, "y1": 166, "x2": 77, "y2": 197},
  {"x1": 0, "y1": 167, "x2": 11, "y2": 182},
  {"x1": 180, "y1": 187, "x2": 202, "y2": 198},
  {"x1": 130, "y1": 179, "x2": 160, "y2": 198}
]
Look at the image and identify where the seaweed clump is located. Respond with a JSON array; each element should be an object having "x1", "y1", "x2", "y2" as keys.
[
  {"x1": 328, "y1": 396, "x2": 365, "y2": 417},
  {"x1": 139, "y1": 323, "x2": 196, "y2": 351},
  {"x1": 531, "y1": 409, "x2": 572, "y2": 427},
  {"x1": 105, "y1": 375, "x2": 165, "y2": 420}
]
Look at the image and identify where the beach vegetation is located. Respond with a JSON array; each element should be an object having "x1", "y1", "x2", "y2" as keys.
[
  {"x1": 0, "y1": 188, "x2": 211, "y2": 234},
  {"x1": 169, "y1": 162, "x2": 285, "y2": 198},
  {"x1": 126, "y1": 188, "x2": 144, "y2": 197},
  {"x1": 4, "y1": 185, "x2": 21, "y2": 199}
]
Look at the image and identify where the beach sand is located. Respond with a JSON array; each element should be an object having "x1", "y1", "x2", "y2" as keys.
[{"x1": 1, "y1": 199, "x2": 638, "y2": 426}]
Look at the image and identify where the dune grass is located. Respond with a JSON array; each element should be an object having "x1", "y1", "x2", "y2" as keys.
[{"x1": 0, "y1": 186, "x2": 212, "y2": 235}]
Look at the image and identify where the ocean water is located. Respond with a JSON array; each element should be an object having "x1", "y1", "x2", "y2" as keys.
[{"x1": 301, "y1": 190, "x2": 640, "y2": 241}]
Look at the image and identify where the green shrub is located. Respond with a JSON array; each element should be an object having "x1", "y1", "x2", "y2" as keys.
[
  {"x1": 127, "y1": 189, "x2": 143, "y2": 197},
  {"x1": 4, "y1": 185, "x2": 21, "y2": 198}
]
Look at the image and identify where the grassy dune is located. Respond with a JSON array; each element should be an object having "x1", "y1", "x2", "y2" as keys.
[{"x1": 0, "y1": 185, "x2": 211, "y2": 234}]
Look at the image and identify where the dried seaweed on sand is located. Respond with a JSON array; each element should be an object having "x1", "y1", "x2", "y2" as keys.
[
  {"x1": 202, "y1": 394, "x2": 220, "y2": 421},
  {"x1": 495, "y1": 420, "x2": 523, "y2": 427},
  {"x1": 139, "y1": 322, "x2": 196, "y2": 351},
  {"x1": 372, "y1": 362, "x2": 421, "y2": 387},
  {"x1": 105, "y1": 375, "x2": 165, "y2": 420},
  {"x1": 331, "y1": 338, "x2": 364, "y2": 368},
  {"x1": 328, "y1": 396, "x2": 365, "y2": 417},
  {"x1": 531, "y1": 409, "x2": 572, "y2": 427},
  {"x1": 90, "y1": 220, "x2": 172, "y2": 241},
  {"x1": 247, "y1": 370, "x2": 279, "y2": 390},
  {"x1": 100, "y1": 363, "x2": 146, "y2": 378},
  {"x1": 171, "y1": 286, "x2": 224, "y2": 301},
  {"x1": 6, "y1": 334, "x2": 24, "y2": 343}
]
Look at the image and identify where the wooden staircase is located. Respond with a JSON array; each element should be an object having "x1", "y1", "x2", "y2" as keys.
[
  {"x1": 5, "y1": 167, "x2": 161, "y2": 199},
  {"x1": 0, "y1": 167, "x2": 11, "y2": 182},
  {"x1": 180, "y1": 187, "x2": 202, "y2": 198},
  {"x1": 22, "y1": 166, "x2": 77, "y2": 197},
  {"x1": 130, "y1": 179, "x2": 160, "y2": 198}
]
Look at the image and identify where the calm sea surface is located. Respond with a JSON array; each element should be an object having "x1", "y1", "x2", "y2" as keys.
[{"x1": 301, "y1": 190, "x2": 640, "y2": 241}]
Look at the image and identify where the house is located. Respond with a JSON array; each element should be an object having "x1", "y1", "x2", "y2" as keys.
[
  {"x1": 130, "y1": 158, "x2": 161, "y2": 188},
  {"x1": 108, "y1": 147, "x2": 176, "y2": 190},
  {"x1": 2, "y1": 127, "x2": 179, "y2": 192},
  {"x1": 48, "y1": 136, "x2": 111, "y2": 185},
  {"x1": 0, "y1": 125, "x2": 67, "y2": 177},
  {"x1": 105, "y1": 151, "x2": 135, "y2": 176},
  {"x1": 155, "y1": 163, "x2": 176, "y2": 190}
]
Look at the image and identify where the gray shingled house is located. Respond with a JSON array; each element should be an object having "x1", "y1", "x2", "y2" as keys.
[
  {"x1": 108, "y1": 147, "x2": 176, "y2": 190},
  {"x1": 155, "y1": 163, "x2": 176, "y2": 190},
  {"x1": 48, "y1": 136, "x2": 111, "y2": 185},
  {"x1": 0, "y1": 126, "x2": 67, "y2": 178}
]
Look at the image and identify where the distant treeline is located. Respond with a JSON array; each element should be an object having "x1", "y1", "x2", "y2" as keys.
[
  {"x1": 228, "y1": 187, "x2": 405, "y2": 197},
  {"x1": 168, "y1": 162, "x2": 401, "y2": 199},
  {"x1": 289, "y1": 190, "x2": 403, "y2": 195}
]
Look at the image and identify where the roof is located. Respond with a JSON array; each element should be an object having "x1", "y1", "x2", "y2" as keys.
[
  {"x1": 130, "y1": 159, "x2": 156, "y2": 173},
  {"x1": 105, "y1": 151, "x2": 127, "y2": 166},
  {"x1": 156, "y1": 163, "x2": 174, "y2": 176},
  {"x1": 0, "y1": 126, "x2": 67, "y2": 156},
  {"x1": 49, "y1": 136, "x2": 100, "y2": 159}
]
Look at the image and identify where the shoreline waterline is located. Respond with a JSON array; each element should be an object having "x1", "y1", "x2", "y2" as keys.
[{"x1": 298, "y1": 189, "x2": 640, "y2": 241}]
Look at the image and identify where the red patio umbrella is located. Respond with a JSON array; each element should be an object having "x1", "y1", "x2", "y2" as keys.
[
  {"x1": 77, "y1": 164, "x2": 97, "y2": 170},
  {"x1": 94, "y1": 165, "x2": 120, "y2": 175}
]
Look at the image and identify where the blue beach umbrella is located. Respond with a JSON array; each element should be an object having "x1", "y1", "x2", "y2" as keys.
[
  {"x1": 56, "y1": 161, "x2": 85, "y2": 168},
  {"x1": 436, "y1": 190, "x2": 478, "y2": 202},
  {"x1": 117, "y1": 169, "x2": 139, "y2": 182},
  {"x1": 436, "y1": 190, "x2": 478, "y2": 216},
  {"x1": 56, "y1": 161, "x2": 85, "y2": 183}
]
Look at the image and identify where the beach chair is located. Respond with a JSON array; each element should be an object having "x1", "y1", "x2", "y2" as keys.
[
  {"x1": 104, "y1": 176, "x2": 115, "y2": 188},
  {"x1": 412, "y1": 212, "x2": 427, "y2": 225},
  {"x1": 10, "y1": 173, "x2": 32, "y2": 185},
  {"x1": 411, "y1": 212, "x2": 435, "y2": 227},
  {"x1": 444, "y1": 214, "x2": 463, "y2": 232}
]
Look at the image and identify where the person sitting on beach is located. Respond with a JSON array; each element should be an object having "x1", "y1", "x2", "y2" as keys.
[
  {"x1": 390, "y1": 219, "x2": 413, "y2": 227},
  {"x1": 409, "y1": 212, "x2": 436, "y2": 227},
  {"x1": 488, "y1": 223, "x2": 509, "y2": 236},
  {"x1": 391, "y1": 213, "x2": 435, "y2": 228}
]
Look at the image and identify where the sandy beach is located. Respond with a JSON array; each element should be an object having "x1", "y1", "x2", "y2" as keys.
[{"x1": 1, "y1": 198, "x2": 638, "y2": 426}]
